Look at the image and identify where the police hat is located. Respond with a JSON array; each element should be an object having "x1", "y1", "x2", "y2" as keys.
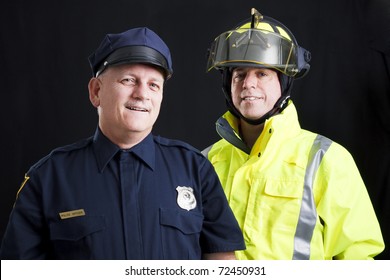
[{"x1": 88, "y1": 27, "x2": 173, "y2": 79}]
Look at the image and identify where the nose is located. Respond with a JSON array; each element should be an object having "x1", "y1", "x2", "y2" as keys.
[
  {"x1": 242, "y1": 71, "x2": 257, "y2": 89},
  {"x1": 132, "y1": 83, "x2": 150, "y2": 100}
]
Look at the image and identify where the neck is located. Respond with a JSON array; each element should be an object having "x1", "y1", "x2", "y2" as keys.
[
  {"x1": 100, "y1": 125, "x2": 150, "y2": 149},
  {"x1": 239, "y1": 120, "x2": 264, "y2": 149}
]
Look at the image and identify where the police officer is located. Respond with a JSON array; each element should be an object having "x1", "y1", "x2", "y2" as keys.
[
  {"x1": 0, "y1": 27, "x2": 245, "y2": 259},
  {"x1": 203, "y1": 8, "x2": 384, "y2": 259}
]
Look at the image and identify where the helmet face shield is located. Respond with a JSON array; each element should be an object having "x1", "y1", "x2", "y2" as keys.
[{"x1": 207, "y1": 26, "x2": 299, "y2": 77}]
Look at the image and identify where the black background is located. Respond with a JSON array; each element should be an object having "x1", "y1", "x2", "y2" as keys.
[{"x1": 1, "y1": 0, "x2": 389, "y2": 259}]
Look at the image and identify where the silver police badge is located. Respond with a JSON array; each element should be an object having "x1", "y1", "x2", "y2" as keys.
[{"x1": 176, "y1": 186, "x2": 196, "y2": 211}]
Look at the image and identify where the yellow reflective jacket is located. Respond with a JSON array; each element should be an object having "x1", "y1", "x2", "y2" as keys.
[{"x1": 204, "y1": 102, "x2": 384, "y2": 259}]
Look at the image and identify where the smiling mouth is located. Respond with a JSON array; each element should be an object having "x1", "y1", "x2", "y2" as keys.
[
  {"x1": 126, "y1": 106, "x2": 149, "y2": 112},
  {"x1": 242, "y1": 96, "x2": 263, "y2": 101}
]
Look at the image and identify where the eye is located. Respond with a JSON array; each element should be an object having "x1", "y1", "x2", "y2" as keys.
[
  {"x1": 121, "y1": 77, "x2": 136, "y2": 86},
  {"x1": 232, "y1": 72, "x2": 246, "y2": 82},
  {"x1": 149, "y1": 82, "x2": 162, "y2": 92},
  {"x1": 257, "y1": 70, "x2": 276, "y2": 81}
]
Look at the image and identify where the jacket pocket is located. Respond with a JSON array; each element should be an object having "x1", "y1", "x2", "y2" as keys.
[
  {"x1": 263, "y1": 179, "x2": 302, "y2": 198},
  {"x1": 159, "y1": 208, "x2": 203, "y2": 259},
  {"x1": 243, "y1": 179, "x2": 303, "y2": 255}
]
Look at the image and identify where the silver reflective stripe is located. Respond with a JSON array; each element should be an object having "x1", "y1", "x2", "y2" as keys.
[
  {"x1": 292, "y1": 134, "x2": 332, "y2": 260},
  {"x1": 201, "y1": 144, "x2": 213, "y2": 158}
]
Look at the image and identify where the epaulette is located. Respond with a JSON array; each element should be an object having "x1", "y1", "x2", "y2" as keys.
[
  {"x1": 154, "y1": 135, "x2": 203, "y2": 156},
  {"x1": 29, "y1": 136, "x2": 94, "y2": 171}
]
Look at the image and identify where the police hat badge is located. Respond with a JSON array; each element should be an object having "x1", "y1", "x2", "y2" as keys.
[{"x1": 176, "y1": 186, "x2": 197, "y2": 211}]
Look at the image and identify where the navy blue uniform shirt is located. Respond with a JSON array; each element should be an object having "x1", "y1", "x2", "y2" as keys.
[{"x1": 0, "y1": 129, "x2": 244, "y2": 259}]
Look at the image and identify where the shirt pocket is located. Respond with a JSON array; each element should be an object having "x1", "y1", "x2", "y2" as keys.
[
  {"x1": 159, "y1": 208, "x2": 203, "y2": 259},
  {"x1": 49, "y1": 216, "x2": 106, "y2": 259}
]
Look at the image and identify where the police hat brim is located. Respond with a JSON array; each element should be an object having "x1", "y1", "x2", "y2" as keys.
[{"x1": 95, "y1": 45, "x2": 172, "y2": 79}]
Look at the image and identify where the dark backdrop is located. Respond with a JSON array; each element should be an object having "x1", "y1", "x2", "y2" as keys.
[{"x1": 1, "y1": 0, "x2": 389, "y2": 259}]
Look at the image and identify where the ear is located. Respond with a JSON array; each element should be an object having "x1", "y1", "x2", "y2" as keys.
[
  {"x1": 88, "y1": 77, "x2": 101, "y2": 108},
  {"x1": 295, "y1": 46, "x2": 311, "y2": 79}
]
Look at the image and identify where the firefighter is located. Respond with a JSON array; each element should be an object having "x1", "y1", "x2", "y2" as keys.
[{"x1": 203, "y1": 8, "x2": 384, "y2": 259}]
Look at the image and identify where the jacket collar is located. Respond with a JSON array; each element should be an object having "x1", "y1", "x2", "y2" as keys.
[{"x1": 217, "y1": 101, "x2": 301, "y2": 155}]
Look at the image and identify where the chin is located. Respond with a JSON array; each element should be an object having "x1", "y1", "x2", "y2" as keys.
[
  {"x1": 242, "y1": 112, "x2": 266, "y2": 120},
  {"x1": 127, "y1": 125, "x2": 152, "y2": 133}
]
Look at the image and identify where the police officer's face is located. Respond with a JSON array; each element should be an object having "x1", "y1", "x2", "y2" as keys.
[
  {"x1": 231, "y1": 67, "x2": 281, "y2": 120},
  {"x1": 89, "y1": 63, "x2": 164, "y2": 148}
]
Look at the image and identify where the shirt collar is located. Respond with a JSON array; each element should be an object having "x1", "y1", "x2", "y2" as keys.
[
  {"x1": 93, "y1": 128, "x2": 120, "y2": 172},
  {"x1": 93, "y1": 128, "x2": 155, "y2": 172},
  {"x1": 125, "y1": 133, "x2": 155, "y2": 171}
]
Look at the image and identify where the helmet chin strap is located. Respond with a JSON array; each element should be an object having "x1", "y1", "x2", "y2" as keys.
[{"x1": 221, "y1": 69, "x2": 293, "y2": 126}]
